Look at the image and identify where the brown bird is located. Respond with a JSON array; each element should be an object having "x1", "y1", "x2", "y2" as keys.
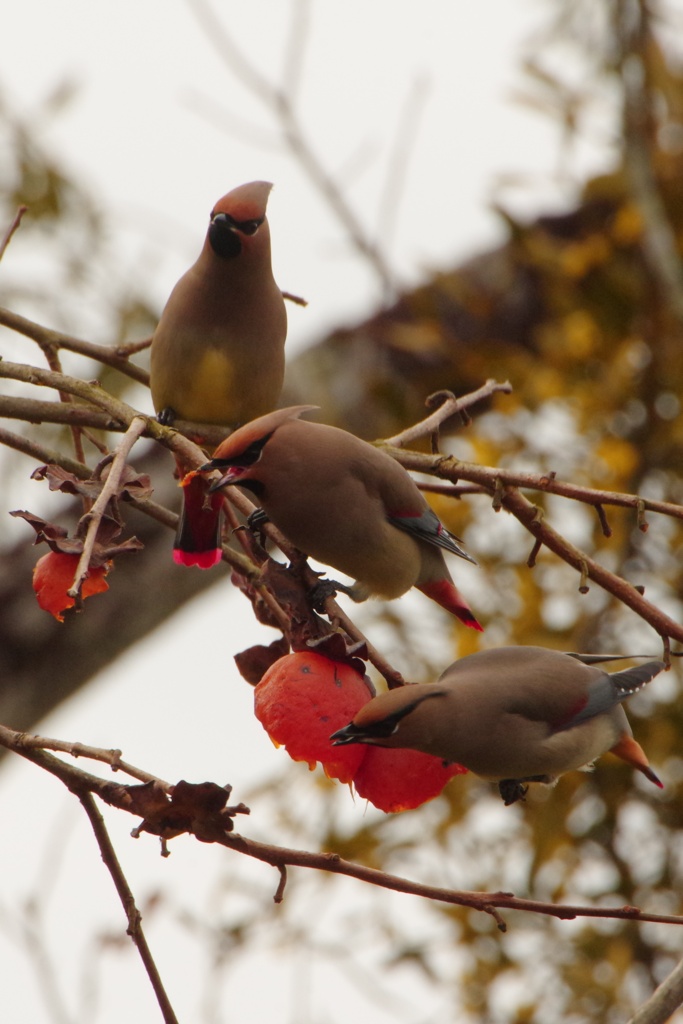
[
  {"x1": 202, "y1": 405, "x2": 481, "y2": 628},
  {"x1": 331, "y1": 646, "x2": 664, "y2": 803},
  {"x1": 150, "y1": 181, "x2": 287, "y2": 567}
]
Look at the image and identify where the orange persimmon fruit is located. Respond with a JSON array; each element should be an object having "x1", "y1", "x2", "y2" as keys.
[
  {"x1": 33, "y1": 551, "x2": 110, "y2": 622},
  {"x1": 353, "y1": 746, "x2": 467, "y2": 813},
  {"x1": 254, "y1": 652, "x2": 371, "y2": 783}
]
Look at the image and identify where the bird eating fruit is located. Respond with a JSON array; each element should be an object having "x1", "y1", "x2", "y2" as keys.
[
  {"x1": 330, "y1": 646, "x2": 664, "y2": 803},
  {"x1": 201, "y1": 405, "x2": 481, "y2": 628}
]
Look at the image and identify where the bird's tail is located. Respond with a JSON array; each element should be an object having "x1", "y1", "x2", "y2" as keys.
[
  {"x1": 610, "y1": 733, "x2": 663, "y2": 788},
  {"x1": 416, "y1": 579, "x2": 483, "y2": 631}
]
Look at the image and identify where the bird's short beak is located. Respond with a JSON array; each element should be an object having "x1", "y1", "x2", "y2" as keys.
[
  {"x1": 206, "y1": 466, "x2": 245, "y2": 493},
  {"x1": 329, "y1": 724, "x2": 360, "y2": 746}
]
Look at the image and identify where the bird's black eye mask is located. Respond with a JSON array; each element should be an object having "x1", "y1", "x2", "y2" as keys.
[
  {"x1": 211, "y1": 431, "x2": 274, "y2": 470},
  {"x1": 208, "y1": 212, "x2": 265, "y2": 258},
  {"x1": 375, "y1": 691, "x2": 444, "y2": 736}
]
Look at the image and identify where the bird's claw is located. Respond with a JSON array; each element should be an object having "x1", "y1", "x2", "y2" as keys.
[
  {"x1": 157, "y1": 407, "x2": 177, "y2": 427},
  {"x1": 247, "y1": 507, "x2": 270, "y2": 544},
  {"x1": 308, "y1": 578, "x2": 351, "y2": 612},
  {"x1": 498, "y1": 779, "x2": 529, "y2": 806}
]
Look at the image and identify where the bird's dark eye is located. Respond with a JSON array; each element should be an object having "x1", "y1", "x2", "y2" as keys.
[{"x1": 235, "y1": 217, "x2": 264, "y2": 236}]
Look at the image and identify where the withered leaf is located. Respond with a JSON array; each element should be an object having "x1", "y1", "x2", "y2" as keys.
[
  {"x1": 234, "y1": 635, "x2": 290, "y2": 686},
  {"x1": 230, "y1": 568, "x2": 284, "y2": 629},
  {"x1": 130, "y1": 780, "x2": 250, "y2": 843},
  {"x1": 32, "y1": 463, "x2": 153, "y2": 502},
  {"x1": 32, "y1": 464, "x2": 103, "y2": 499},
  {"x1": 11, "y1": 509, "x2": 143, "y2": 565},
  {"x1": 11, "y1": 510, "x2": 70, "y2": 546}
]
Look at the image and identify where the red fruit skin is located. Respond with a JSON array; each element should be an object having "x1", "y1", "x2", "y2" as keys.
[
  {"x1": 353, "y1": 746, "x2": 467, "y2": 813},
  {"x1": 254, "y1": 652, "x2": 371, "y2": 783},
  {"x1": 173, "y1": 471, "x2": 223, "y2": 568},
  {"x1": 33, "y1": 551, "x2": 110, "y2": 622}
]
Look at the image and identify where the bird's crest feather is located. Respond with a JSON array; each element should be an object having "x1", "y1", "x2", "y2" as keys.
[
  {"x1": 212, "y1": 181, "x2": 274, "y2": 221},
  {"x1": 209, "y1": 405, "x2": 320, "y2": 464}
]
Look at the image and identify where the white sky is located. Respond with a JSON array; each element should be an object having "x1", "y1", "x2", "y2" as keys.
[{"x1": 0, "y1": 2, "x2": 619, "y2": 1021}]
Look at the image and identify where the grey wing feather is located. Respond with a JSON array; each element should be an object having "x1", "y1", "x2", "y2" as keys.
[
  {"x1": 556, "y1": 661, "x2": 665, "y2": 733},
  {"x1": 388, "y1": 507, "x2": 477, "y2": 565}
]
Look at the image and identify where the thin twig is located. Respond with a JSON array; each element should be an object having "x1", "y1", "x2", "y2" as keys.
[
  {"x1": 377, "y1": 75, "x2": 431, "y2": 259},
  {"x1": 627, "y1": 949, "x2": 683, "y2": 1024},
  {"x1": 67, "y1": 416, "x2": 147, "y2": 598},
  {"x1": 412, "y1": 458, "x2": 683, "y2": 523},
  {"x1": 35, "y1": 338, "x2": 87, "y2": 472},
  {"x1": 217, "y1": 830, "x2": 683, "y2": 932},
  {"x1": 18, "y1": 735, "x2": 170, "y2": 787},
  {"x1": 115, "y1": 336, "x2": 153, "y2": 356},
  {"x1": 322, "y1": 592, "x2": 406, "y2": 689},
  {"x1": 281, "y1": 290, "x2": 308, "y2": 307},
  {"x1": 616, "y1": 0, "x2": 683, "y2": 327},
  {"x1": 186, "y1": 0, "x2": 395, "y2": 293},
  {"x1": 385, "y1": 380, "x2": 513, "y2": 448},
  {"x1": 221, "y1": 483, "x2": 406, "y2": 683},
  {"x1": 0, "y1": 423, "x2": 95, "y2": 477},
  {"x1": 0, "y1": 206, "x2": 28, "y2": 261},
  {"x1": 0, "y1": 358, "x2": 149, "y2": 428},
  {"x1": 390, "y1": 445, "x2": 683, "y2": 644},
  {"x1": 77, "y1": 791, "x2": 180, "y2": 1024}
]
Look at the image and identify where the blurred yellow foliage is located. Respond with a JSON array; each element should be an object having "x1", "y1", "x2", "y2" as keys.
[{"x1": 594, "y1": 436, "x2": 640, "y2": 483}]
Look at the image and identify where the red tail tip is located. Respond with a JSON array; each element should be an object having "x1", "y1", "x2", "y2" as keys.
[
  {"x1": 610, "y1": 734, "x2": 663, "y2": 788},
  {"x1": 417, "y1": 580, "x2": 483, "y2": 631}
]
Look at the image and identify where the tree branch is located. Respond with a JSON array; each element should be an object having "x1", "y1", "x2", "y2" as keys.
[
  {"x1": 67, "y1": 416, "x2": 148, "y2": 598},
  {"x1": 0, "y1": 306, "x2": 151, "y2": 386},
  {"x1": 385, "y1": 379, "x2": 513, "y2": 448},
  {"x1": 76, "y1": 791, "x2": 180, "y2": 1024},
  {"x1": 628, "y1": 951, "x2": 683, "y2": 1024},
  {"x1": 387, "y1": 446, "x2": 683, "y2": 645},
  {"x1": 186, "y1": 0, "x2": 395, "y2": 294},
  {"x1": 2, "y1": 724, "x2": 682, "y2": 937},
  {"x1": 0, "y1": 206, "x2": 28, "y2": 261}
]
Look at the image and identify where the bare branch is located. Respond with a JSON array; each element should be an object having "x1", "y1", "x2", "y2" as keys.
[
  {"x1": 388, "y1": 445, "x2": 683, "y2": 644},
  {"x1": 616, "y1": 0, "x2": 683, "y2": 326},
  {"x1": 0, "y1": 391, "x2": 230, "y2": 448},
  {"x1": 0, "y1": 206, "x2": 28, "y2": 261},
  {"x1": 385, "y1": 380, "x2": 513, "y2": 448},
  {"x1": 67, "y1": 416, "x2": 148, "y2": 598},
  {"x1": 186, "y1": 0, "x2": 395, "y2": 293},
  {"x1": 414, "y1": 461, "x2": 683, "y2": 524},
  {"x1": 377, "y1": 75, "x2": 431, "y2": 258},
  {"x1": 77, "y1": 791, "x2": 180, "y2": 1024},
  {"x1": 281, "y1": 290, "x2": 308, "y2": 307},
  {"x1": 0, "y1": 306, "x2": 150, "y2": 386},
  {"x1": 0, "y1": 358, "x2": 148, "y2": 427},
  {"x1": 18, "y1": 735, "x2": 170, "y2": 787},
  {"x1": 627, "y1": 951, "x2": 683, "y2": 1024},
  {"x1": 220, "y1": 482, "x2": 406, "y2": 686},
  {"x1": 2, "y1": 723, "x2": 682, "y2": 936}
]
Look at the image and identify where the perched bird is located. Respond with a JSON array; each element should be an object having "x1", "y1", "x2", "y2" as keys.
[
  {"x1": 330, "y1": 646, "x2": 665, "y2": 803},
  {"x1": 202, "y1": 405, "x2": 481, "y2": 628},
  {"x1": 150, "y1": 181, "x2": 287, "y2": 567}
]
